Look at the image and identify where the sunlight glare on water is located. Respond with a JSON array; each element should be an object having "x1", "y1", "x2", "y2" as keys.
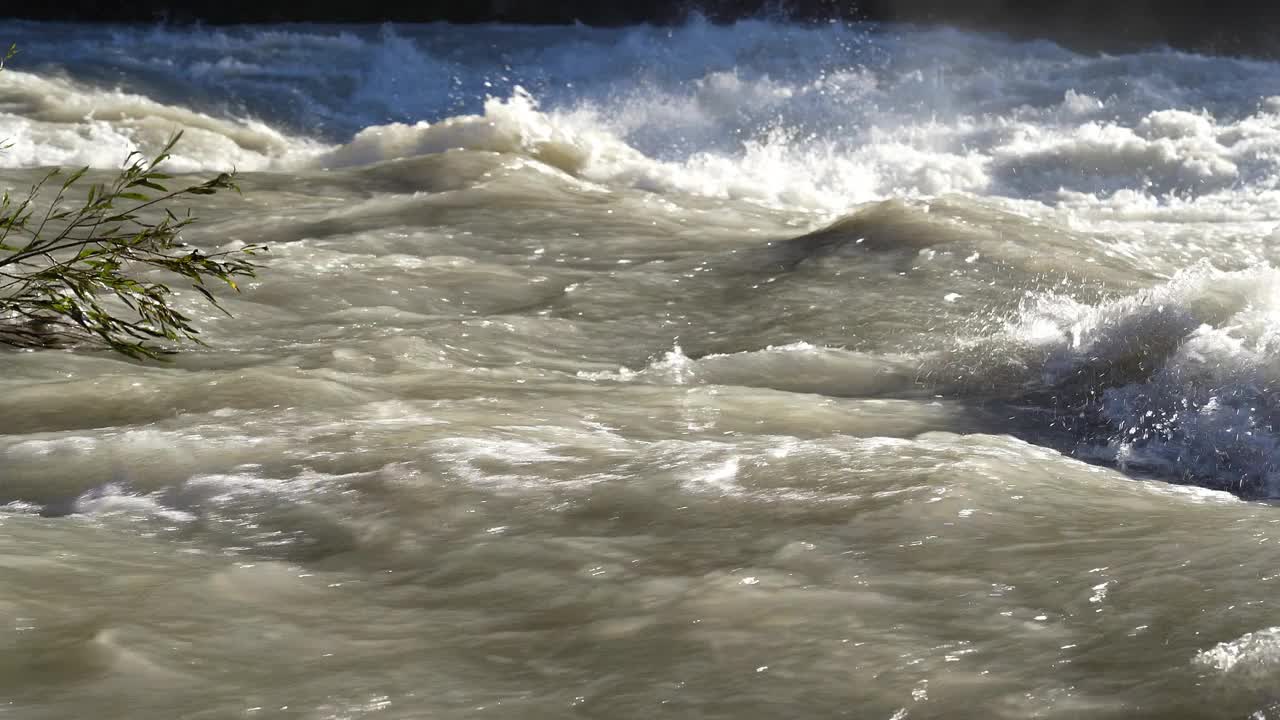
[{"x1": 3, "y1": 18, "x2": 1280, "y2": 719}]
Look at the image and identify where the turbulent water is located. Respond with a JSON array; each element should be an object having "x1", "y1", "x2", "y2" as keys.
[{"x1": 7, "y1": 17, "x2": 1280, "y2": 719}]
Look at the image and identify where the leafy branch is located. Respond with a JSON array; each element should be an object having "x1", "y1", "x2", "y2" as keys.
[{"x1": 0, "y1": 132, "x2": 264, "y2": 360}]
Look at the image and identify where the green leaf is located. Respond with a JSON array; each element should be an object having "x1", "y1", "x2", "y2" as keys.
[
  {"x1": 129, "y1": 179, "x2": 168, "y2": 192},
  {"x1": 0, "y1": 132, "x2": 258, "y2": 360}
]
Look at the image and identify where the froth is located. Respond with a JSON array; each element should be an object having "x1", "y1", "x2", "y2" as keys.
[
  {"x1": 960, "y1": 263, "x2": 1280, "y2": 495},
  {"x1": 316, "y1": 90, "x2": 882, "y2": 212},
  {"x1": 0, "y1": 70, "x2": 326, "y2": 172},
  {"x1": 8, "y1": 22, "x2": 1280, "y2": 218}
]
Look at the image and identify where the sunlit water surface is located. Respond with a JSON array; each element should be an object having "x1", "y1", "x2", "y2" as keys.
[{"x1": 4, "y1": 19, "x2": 1280, "y2": 719}]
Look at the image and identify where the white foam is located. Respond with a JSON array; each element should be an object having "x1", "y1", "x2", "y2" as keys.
[
  {"x1": 1197, "y1": 628, "x2": 1280, "y2": 675},
  {"x1": 977, "y1": 262, "x2": 1280, "y2": 493},
  {"x1": 7, "y1": 21, "x2": 1280, "y2": 217},
  {"x1": 0, "y1": 69, "x2": 327, "y2": 172}
]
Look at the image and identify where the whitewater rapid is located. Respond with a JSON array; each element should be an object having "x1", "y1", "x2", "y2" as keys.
[
  {"x1": 8, "y1": 21, "x2": 1280, "y2": 213},
  {"x1": 6, "y1": 17, "x2": 1280, "y2": 720}
]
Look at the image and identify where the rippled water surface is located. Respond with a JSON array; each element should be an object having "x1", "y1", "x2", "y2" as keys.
[{"x1": 5, "y1": 18, "x2": 1280, "y2": 719}]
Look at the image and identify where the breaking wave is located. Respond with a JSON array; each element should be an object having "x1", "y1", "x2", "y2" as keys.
[{"x1": 6, "y1": 20, "x2": 1280, "y2": 218}]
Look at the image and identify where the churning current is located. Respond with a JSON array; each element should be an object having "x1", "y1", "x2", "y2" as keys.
[{"x1": 4, "y1": 17, "x2": 1280, "y2": 720}]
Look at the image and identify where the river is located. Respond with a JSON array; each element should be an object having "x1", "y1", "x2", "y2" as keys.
[{"x1": 3, "y1": 18, "x2": 1280, "y2": 719}]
